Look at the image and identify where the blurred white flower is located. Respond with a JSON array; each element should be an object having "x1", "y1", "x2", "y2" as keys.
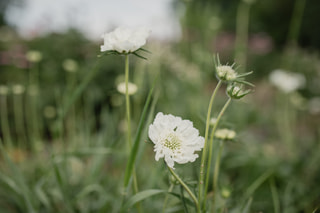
[
  {"x1": 216, "y1": 65, "x2": 237, "y2": 81},
  {"x1": 63, "y1": 59, "x2": 78, "y2": 72},
  {"x1": 101, "y1": 27, "x2": 150, "y2": 54},
  {"x1": 43, "y1": 106, "x2": 56, "y2": 119},
  {"x1": 210, "y1": 117, "x2": 217, "y2": 126},
  {"x1": 0, "y1": 85, "x2": 9, "y2": 95},
  {"x1": 269, "y1": 69, "x2": 306, "y2": 93},
  {"x1": 308, "y1": 97, "x2": 320, "y2": 114},
  {"x1": 215, "y1": 128, "x2": 236, "y2": 140},
  {"x1": 148, "y1": 112, "x2": 205, "y2": 169},
  {"x1": 26, "y1": 50, "x2": 42, "y2": 63},
  {"x1": 12, "y1": 84, "x2": 25, "y2": 95},
  {"x1": 117, "y1": 82, "x2": 138, "y2": 95}
]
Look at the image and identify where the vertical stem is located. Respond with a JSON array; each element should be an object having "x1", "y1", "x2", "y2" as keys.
[
  {"x1": 198, "y1": 80, "x2": 222, "y2": 212},
  {"x1": 125, "y1": 55, "x2": 132, "y2": 148},
  {"x1": 235, "y1": 1, "x2": 251, "y2": 73},
  {"x1": 168, "y1": 167, "x2": 200, "y2": 212},
  {"x1": 162, "y1": 184, "x2": 174, "y2": 213},
  {"x1": 124, "y1": 55, "x2": 140, "y2": 212},
  {"x1": 287, "y1": 0, "x2": 307, "y2": 45},
  {"x1": 203, "y1": 97, "x2": 231, "y2": 209},
  {"x1": 13, "y1": 93, "x2": 27, "y2": 149},
  {"x1": 212, "y1": 140, "x2": 223, "y2": 208},
  {"x1": 0, "y1": 95, "x2": 12, "y2": 148}
]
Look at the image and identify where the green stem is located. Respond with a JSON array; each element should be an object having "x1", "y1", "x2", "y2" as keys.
[
  {"x1": 0, "y1": 96, "x2": 12, "y2": 148},
  {"x1": 13, "y1": 93, "x2": 27, "y2": 149},
  {"x1": 125, "y1": 55, "x2": 132, "y2": 149},
  {"x1": 198, "y1": 80, "x2": 222, "y2": 212},
  {"x1": 212, "y1": 140, "x2": 223, "y2": 209},
  {"x1": 287, "y1": 0, "x2": 306, "y2": 45},
  {"x1": 235, "y1": 1, "x2": 251, "y2": 73},
  {"x1": 124, "y1": 55, "x2": 140, "y2": 212},
  {"x1": 162, "y1": 184, "x2": 174, "y2": 213},
  {"x1": 203, "y1": 97, "x2": 231, "y2": 210},
  {"x1": 168, "y1": 167, "x2": 199, "y2": 212}
]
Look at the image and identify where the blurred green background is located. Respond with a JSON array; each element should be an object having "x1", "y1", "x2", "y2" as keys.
[{"x1": 0, "y1": 0, "x2": 319, "y2": 212}]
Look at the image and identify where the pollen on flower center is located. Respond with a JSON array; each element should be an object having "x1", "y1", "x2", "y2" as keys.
[{"x1": 162, "y1": 133, "x2": 181, "y2": 151}]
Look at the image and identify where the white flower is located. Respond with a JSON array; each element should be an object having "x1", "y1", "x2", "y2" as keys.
[
  {"x1": 215, "y1": 128, "x2": 236, "y2": 140},
  {"x1": 117, "y1": 82, "x2": 138, "y2": 95},
  {"x1": 216, "y1": 65, "x2": 237, "y2": 81},
  {"x1": 101, "y1": 27, "x2": 150, "y2": 54},
  {"x1": 148, "y1": 112, "x2": 205, "y2": 169},
  {"x1": 63, "y1": 59, "x2": 78, "y2": 72},
  {"x1": 269, "y1": 69, "x2": 306, "y2": 93},
  {"x1": 26, "y1": 50, "x2": 42, "y2": 63}
]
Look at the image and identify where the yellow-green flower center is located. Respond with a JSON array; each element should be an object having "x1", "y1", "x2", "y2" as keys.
[{"x1": 163, "y1": 133, "x2": 181, "y2": 151}]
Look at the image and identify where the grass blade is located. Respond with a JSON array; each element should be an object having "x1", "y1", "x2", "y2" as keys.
[
  {"x1": 121, "y1": 189, "x2": 165, "y2": 212},
  {"x1": 123, "y1": 75, "x2": 158, "y2": 188}
]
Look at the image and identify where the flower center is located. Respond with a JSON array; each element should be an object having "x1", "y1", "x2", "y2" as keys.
[{"x1": 162, "y1": 133, "x2": 181, "y2": 151}]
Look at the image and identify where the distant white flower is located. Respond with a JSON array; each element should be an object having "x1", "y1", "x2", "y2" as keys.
[
  {"x1": 117, "y1": 82, "x2": 138, "y2": 95},
  {"x1": 0, "y1": 85, "x2": 9, "y2": 95},
  {"x1": 216, "y1": 65, "x2": 237, "y2": 81},
  {"x1": 269, "y1": 69, "x2": 306, "y2": 93},
  {"x1": 148, "y1": 112, "x2": 205, "y2": 169},
  {"x1": 63, "y1": 59, "x2": 78, "y2": 72},
  {"x1": 215, "y1": 128, "x2": 236, "y2": 140},
  {"x1": 101, "y1": 27, "x2": 150, "y2": 54},
  {"x1": 12, "y1": 84, "x2": 25, "y2": 95},
  {"x1": 26, "y1": 50, "x2": 42, "y2": 63}
]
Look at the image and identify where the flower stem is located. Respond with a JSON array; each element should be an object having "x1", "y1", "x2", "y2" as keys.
[
  {"x1": 212, "y1": 140, "x2": 224, "y2": 210},
  {"x1": 203, "y1": 97, "x2": 231, "y2": 210},
  {"x1": 125, "y1": 55, "x2": 132, "y2": 148},
  {"x1": 198, "y1": 80, "x2": 222, "y2": 211},
  {"x1": 168, "y1": 167, "x2": 199, "y2": 212},
  {"x1": 124, "y1": 55, "x2": 140, "y2": 211},
  {"x1": 0, "y1": 95, "x2": 12, "y2": 148},
  {"x1": 162, "y1": 183, "x2": 174, "y2": 213}
]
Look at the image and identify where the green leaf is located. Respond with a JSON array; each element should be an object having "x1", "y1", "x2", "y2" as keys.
[
  {"x1": 121, "y1": 189, "x2": 165, "y2": 211},
  {"x1": 58, "y1": 59, "x2": 101, "y2": 120},
  {"x1": 241, "y1": 197, "x2": 253, "y2": 213},
  {"x1": 123, "y1": 75, "x2": 159, "y2": 188}
]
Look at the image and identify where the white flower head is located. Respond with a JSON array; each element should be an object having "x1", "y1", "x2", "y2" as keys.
[
  {"x1": 269, "y1": 69, "x2": 306, "y2": 93},
  {"x1": 148, "y1": 112, "x2": 205, "y2": 169},
  {"x1": 117, "y1": 82, "x2": 138, "y2": 95},
  {"x1": 215, "y1": 128, "x2": 236, "y2": 140},
  {"x1": 101, "y1": 27, "x2": 150, "y2": 54}
]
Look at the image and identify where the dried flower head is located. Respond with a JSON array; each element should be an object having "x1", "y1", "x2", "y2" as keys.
[
  {"x1": 216, "y1": 65, "x2": 237, "y2": 81},
  {"x1": 148, "y1": 112, "x2": 205, "y2": 169}
]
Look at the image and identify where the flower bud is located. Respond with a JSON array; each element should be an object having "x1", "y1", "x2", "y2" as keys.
[{"x1": 227, "y1": 83, "x2": 252, "y2": 99}]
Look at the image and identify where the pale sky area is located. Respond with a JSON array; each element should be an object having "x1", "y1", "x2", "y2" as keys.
[{"x1": 4, "y1": 0, "x2": 182, "y2": 41}]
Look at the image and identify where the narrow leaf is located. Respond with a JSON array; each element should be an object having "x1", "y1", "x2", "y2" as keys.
[
  {"x1": 123, "y1": 75, "x2": 159, "y2": 187},
  {"x1": 121, "y1": 189, "x2": 165, "y2": 211}
]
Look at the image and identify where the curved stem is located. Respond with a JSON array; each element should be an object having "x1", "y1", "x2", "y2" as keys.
[
  {"x1": 203, "y1": 97, "x2": 232, "y2": 209},
  {"x1": 198, "y1": 80, "x2": 222, "y2": 212},
  {"x1": 168, "y1": 167, "x2": 199, "y2": 211}
]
